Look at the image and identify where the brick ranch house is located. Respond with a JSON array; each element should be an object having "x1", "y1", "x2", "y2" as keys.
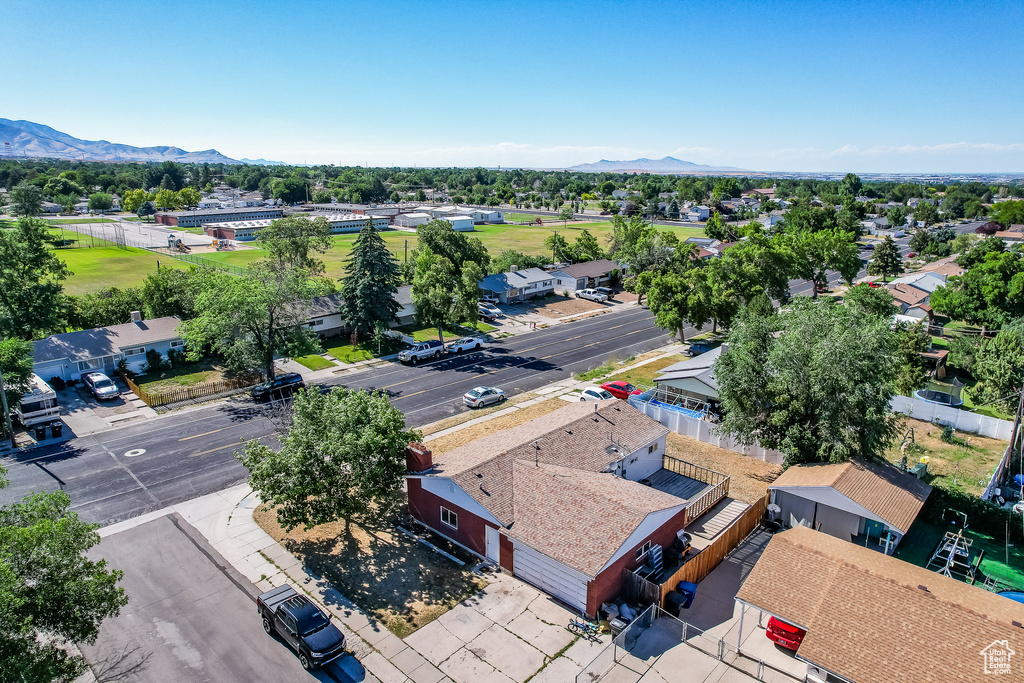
[{"x1": 406, "y1": 401, "x2": 725, "y2": 617}]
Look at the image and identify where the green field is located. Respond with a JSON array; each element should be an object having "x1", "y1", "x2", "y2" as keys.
[
  {"x1": 46, "y1": 218, "x2": 118, "y2": 224},
  {"x1": 293, "y1": 354, "x2": 336, "y2": 371},
  {"x1": 56, "y1": 245, "x2": 188, "y2": 294}
]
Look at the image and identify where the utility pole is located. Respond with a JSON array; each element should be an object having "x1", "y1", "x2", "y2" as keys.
[{"x1": 0, "y1": 368, "x2": 16, "y2": 448}]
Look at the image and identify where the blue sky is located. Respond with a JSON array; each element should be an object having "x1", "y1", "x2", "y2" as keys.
[{"x1": 3, "y1": 0, "x2": 1022, "y2": 172}]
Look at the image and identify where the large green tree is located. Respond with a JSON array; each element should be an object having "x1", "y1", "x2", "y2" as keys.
[
  {"x1": 415, "y1": 219, "x2": 489, "y2": 276},
  {"x1": 139, "y1": 266, "x2": 213, "y2": 320},
  {"x1": 717, "y1": 234, "x2": 795, "y2": 304},
  {"x1": 0, "y1": 218, "x2": 71, "y2": 340},
  {"x1": 238, "y1": 387, "x2": 420, "y2": 533},
  {"x1": 931, "y1": 250, "x2": 1024, "y2": 330},
  {"x1": 0, "y1": 470, "x2": 128, "y2": 683},
  {"x1": 714, "y1": 298, "x2": 901, "y2": 466},
  {"x1": 866, "y1": 236, "x2": 904, "y2": 283},
  {"x1": 183, "y1": 264, "x2": 320, "y2": 379},
  {"x1": 973, "y1": 319, "x2": 1024, "y2": 412},
  {"x1": 340, "y1": 220, "x2": 401, "y2": 338},
  {"x1": 0, "y1": 339, "x2": 33, "y2": 439},
  {"x1": 411, "y1": 248, "x2": 482, "y2": 344},
  {"x1": 786, "y1": 229, "x2": 860, "y2": 299},
  {"x1": 87, "y1": 192, "x2": 112, "y2": 212},
  {"x1": 65, "y1": 287, "x2": 146, "y2": 330},
  {"x1": 8, "y1": 184, "x2": 43, "y2": 218},
  {"x1": 255, "y1": 215, "x2": 333, "y2": 275}
]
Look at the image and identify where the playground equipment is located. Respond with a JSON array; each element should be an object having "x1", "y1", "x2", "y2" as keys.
[
  {"x1": 167, "y1": 234, "x2": 191, "y2": 253},
  {"x1": 926, "y1": 509, "x2": 985, "y2": 583},
  {"x1": 215, "y1": 239, "x2": 233, "y2": 251}
]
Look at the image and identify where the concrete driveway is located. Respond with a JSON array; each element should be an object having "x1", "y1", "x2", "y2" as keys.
[{"x1": 80, "y1": 513, "x2": 350, "y2": 682}]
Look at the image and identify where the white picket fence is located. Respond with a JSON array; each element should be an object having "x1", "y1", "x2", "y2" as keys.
[
  {"x1": 629, "y1": 399, "x2": 785, "y2": 465},
  {"x1": 890, "y1": 395, "x2": 1014, "y2": 441}
]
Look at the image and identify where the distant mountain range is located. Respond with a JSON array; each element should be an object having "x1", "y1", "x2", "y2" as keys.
[
  {"x1": 0, "y1": 119, "x2": 285, "y2": 165},
  {"x1": 566, "y1": 156, "x2": 750, "y2": 174}
]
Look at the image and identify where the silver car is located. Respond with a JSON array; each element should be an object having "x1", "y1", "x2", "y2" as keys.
[
  {"x1": 447, "y1": 337, "x2": 484, "y2": 353},
  {"x1": 463, "y1": 386, "x2": 505, "y2": 408},
  {"x1": 580, "y1": 387, "x2": 614, "y2": 402},
  {"x1": 83, "y1": 372, "x2": 120, "y2": 400}
]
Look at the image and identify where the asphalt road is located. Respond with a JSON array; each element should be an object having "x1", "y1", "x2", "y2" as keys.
[
  {"x1": 80, "y1": 513, "x2": 358, "y2": 682},
  {"x1": 0, "y1": 306, "x2": 676, "y2": 527}
]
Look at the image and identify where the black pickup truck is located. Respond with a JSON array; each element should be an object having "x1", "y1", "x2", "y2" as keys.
[{"x1": 257, "y1": 585, "x2": 346, "y2": 670}]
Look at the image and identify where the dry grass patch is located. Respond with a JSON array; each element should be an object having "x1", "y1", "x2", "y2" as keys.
[
  {"x1": 253, "y1": 495, "x2": 486, "y2": 638},
  {"x1": 666, "y1": 432, "x2": 782, "y2": 504},
  {"x1": 424, "y1": 396, "x2": 571, "y2": 452},
  {"x1": 885, "y1": 417, "x2": 1007, "y2": 496},
  {"x1": 517, "y1": 295, "x2": 605, "y2": 318}
]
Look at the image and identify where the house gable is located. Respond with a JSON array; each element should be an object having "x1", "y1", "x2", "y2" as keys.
[{"x1": 599, "y1": 505, "x2": 687, "y2": 572}]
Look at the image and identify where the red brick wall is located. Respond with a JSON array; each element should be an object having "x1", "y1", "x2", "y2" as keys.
[
  {"x1": 155, "y1": 214, "x2": 178, "y2": 226},
  {"x1": 407, "y1": 478, "x2": 489, "y2": 558},
  {"x1": 586, "y1": 507, "x2": 688, "y2": 617},
  {"x1": 499, "y1": 532, "x2": 514, "y2": 572}
]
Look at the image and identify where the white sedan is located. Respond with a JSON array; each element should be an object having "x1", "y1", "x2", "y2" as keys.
[
  {"x1": 448, "y1": 337, "x2": 484, "y2": 353},
  {"x1": 463, "y1": 386, "x2": 506, "y2": 408},
  {"x1": 580, "y1": 387, "x2": 615, "y2": 401},
  {"x1": 576, "y1": 288, "x2": 609, "y2": 303}
]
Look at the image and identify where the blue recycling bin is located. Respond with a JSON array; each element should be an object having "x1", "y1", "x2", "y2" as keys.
[{"x1": 675, "y1": 581, "x2": 698, "y2": 609}]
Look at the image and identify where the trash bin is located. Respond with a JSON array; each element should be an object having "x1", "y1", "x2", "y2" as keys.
[
  {"x1": 33, "y1": 424, "x2": 47, "y2": 440},
  {"x1": 676, "y1": 581, "x2": 698, "y2": 609},
  {"x1": 664, "y1": 591, "x2": 687, "y2": 618},
  {"x1": 609, "y1": 617, "x2": 628, "y2": 638},
  {"x1": 50, "y1": 422, "x2": 63, "y2": 438}
]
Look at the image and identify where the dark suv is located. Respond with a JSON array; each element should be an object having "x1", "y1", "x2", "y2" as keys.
[
  {"x1": 258, "y1": 586, "x2": 346, "y2": 670},
  {"x1": 251, "y1": 373, "x2": 305, "y2": 401}
]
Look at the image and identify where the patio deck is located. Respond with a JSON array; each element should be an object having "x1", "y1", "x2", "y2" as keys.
[{"x1": 647, "y1": 468, "x2": 708, "y2": 501}]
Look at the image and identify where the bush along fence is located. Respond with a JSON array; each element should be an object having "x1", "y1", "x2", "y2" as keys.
[{"x1": 124, "y1": 374, "x2": 262, "y2": 408}]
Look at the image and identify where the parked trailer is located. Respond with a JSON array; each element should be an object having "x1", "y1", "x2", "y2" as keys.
[{"x1": 14, "y1": 374, "x2": 60, "y2": 426}]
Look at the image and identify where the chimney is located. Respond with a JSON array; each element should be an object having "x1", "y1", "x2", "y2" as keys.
[
  {"x1": 405, "y1": 442, "x2": 433, "y2": 474},
  {"x1": 130, "y1": 311, "x2": 142, "y2": 323}
]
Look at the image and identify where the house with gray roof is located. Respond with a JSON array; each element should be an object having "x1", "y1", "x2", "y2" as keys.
[
  {"x1": 306, "y1": 285, "x2": 417, "y2": 337},
  {"x1": 406, "y1": 401, "x2": 734, "y2": 617},
  {"x1": 479, "y1": 266, "x2": 556, "y2": 303},
  {"x1": 556, "y1": 259, "x2": 623, "y2": 290},
  {"x1": 33, "y1": 315, "x2": 184, "y2": 382},
  {"x1": 652, "y1": 345, "x2": 724, "y2": 408}
]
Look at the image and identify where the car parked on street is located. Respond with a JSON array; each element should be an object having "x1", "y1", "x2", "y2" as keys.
[
  {"x1": 576, "y1": 288, "x2": 608, "y2": 302},
  {"x1": 83, "y1": 372, "x2": 120, "y2": 400},
  {"x1": 251, "y1": 373, "x2": 305, "y2": 401},
  {"x1": 398, "y1": 339, "x2": 444, "y2": 365},
  {"x1": 478, "y1": 303, "x2": 503, "y2": 321},
  {"x1": 257, "y1": 585, "x2": 346, "y2": 670},
  {"x1": 765, "y1": 616, "x2": 806, "y2": 651},
  {"x1": 479, "y1": 295, "x2": 499, "y2": 305},
  {"x1": 600, "y1": 380, "x2": 640, "y2": 400},
  {"x1": 463, "y1": 386, "x2": 505, "y2": 408},
  {"x1": 447, "y1": 337, "x2": 484, "y2": 353},
  {"x1": 580, "y1": 387, "x2": 615, "y2": 401}
]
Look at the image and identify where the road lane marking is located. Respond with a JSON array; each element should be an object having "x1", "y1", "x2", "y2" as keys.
[
  {"x1": 192, "y1": 442, "x2": 245, "y2": 457},
  {"x1": 178, "y1": 427, "x2": 230, "y2": 442},
  {"x1": 124, "y1": 449, "x2": 146, "y2": 457},
  {"x1": 98, "y1": 444, "x2": 160, "y2": 504}
]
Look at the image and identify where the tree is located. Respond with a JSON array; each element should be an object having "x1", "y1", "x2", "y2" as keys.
[
  {"x1": 973, "y1": 320, "x2": 1024, "y2": 412},
  {"x1": 573, "y1": 229, "x2": 603, "y2": 262},
  {"x1": 0, "y1": 469, "x2": 128, "y2": 682},
  {"x1": 714, "y1": 299, "x2": 900, "y2": 466},
  {"x1": 178, "y1": 186, "x2": 201, "y2": 208},
  {"x1": 87, "y1": 192, "x2": 112, "y2": 213},
  {"x1": 411, "y1": 248, "x2": 482, "y2": 344},
  {"x1": 0, "y1": 338, "x2": 33, "y2": 437},
  {"x1": 643, "y1": 264, "x2": 737, "y2": 340},
  {"x1": 55, "y1": 194, "x2": 77, "y2": 215},
  {"x1": 139, "y1": 266, "x2": 212, "y2": 320},
  {"x1": 271, "y1": 176, "x2": 308, "y2": 204},
  {"x1": 932, "y1": 250, "x2": 1024, "y2": 330},
  {"x1": 599, "y1": 181, "x2": 616, "y2": 197},
  {"x1": 490, "y1": 250, "x2": 547, "y2": 274},
  {"x1": 885, "y1": 206, "x2": 907, "y2": 230},
  {"x1": 154, "y1": 189, "x2": 180, "y2": 210},
  {"x1": 909, "y1": 227, "x2": 931, "y2": 254},
  {"x1": 892, "y1": 321, "x2": 929, "y2": 396},
  {"x1": 255, "y1": 215, "x2": 333, "y2": 275},
  {"x1": 43, "y1": 177, "x2": 84, "y2": 199},
  {"x1": 9, "y1": 183, "x2": 43, "y2": 218},
  {"x1": 913, "y1": 202, "x2": 939, "y2": 226},
  {"x1": 544, "y1": 232, "x2": 573, "y2": 262},
  {"x1": 340, "y1": 220, "x2": 401, "y2": 338},
  {"x1": 311, "y1": 189, "x2": 333, "y2": 204},
  {"x1": 0, "y1": 219, "x2": 70, "y2": 339},
  {"x1": 844, "y1": 283, "x2": 896, "y2": 319},
  {"x1": 121, "y1": 188, "x2": 146, "y2": 214},
  {"x1": 183, "y1": 264, "x2": 320, "y2": 379},
  {"x1": 559, "y1": 207, "x2": 574, "y2": 226},
  {"x1": 238, "y1": 387, "x2": 419, "y2": 533},
  {"x1": 704, "y1": 212, "x2": 726, "y2": 240},
  {"x1": 666, "y1": 199, "x2": 680, "y2": 220},
  {"x1": 717, "y1": 234, "x2": 795, "y2": 304},
  {"x1": 840, "y1": 173, "x2": 862, "y2": 197},
  {"x1": 137, "y1": 201, "x2": 156, "y2": 221},
  {"x1": 415, "y1": 189, "x2": 427, "y2": 202},
  {"x1": 65, "y1": 287, "x2": 146, "y2": 330},
  {"x1": 866, "y1": 236, "x2": 904, "y2": 283},
  {"x1": 956, "y1": 235, "x2": 1004, "y2": 269},
  {"x1": 950, "y1": 232, "x2": 978, "y2": 257},
  {"x1": 992, "y1": 199, "x2": 1024, "y2": 227},
  {"x1": 786, "y1": 229, "x2": 860, "y2": 299},
  {"x1": 415, "y1": 220, "x2": 489, "y2": 276}
]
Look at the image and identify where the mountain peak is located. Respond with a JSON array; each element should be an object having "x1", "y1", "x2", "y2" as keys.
[{"x1": 566, "y1": 156, "x2": 749, "y2": 174}]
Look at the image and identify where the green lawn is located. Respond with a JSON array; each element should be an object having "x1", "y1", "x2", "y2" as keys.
[
  {"x1": 135, "y1": 362, "x2": 224, "y2": 393},
  {"x1": 325, "y1": 337, "x2": 405, "y2": 364},
  {"x1": 293, "y1": 354, "x2": 336, "y2": 371},
  {"x1": 397, "y1": 321, "x2": 495, "y2": 342},
  {"x1": 46, "y1": 218, "x2": 118, "y2": 224},
  {"x1": 55, "y1": 244, "x2": 188, "y2": 294},
  {"x1": 893, "y1": 518, "x2": 1024, "y2": 591},
  {"x1": 604, "y1": 354, "x2": 687, "y2": 388},
  {"x1": 503, "y1": 213, "x2": 551, "y2": 223}
]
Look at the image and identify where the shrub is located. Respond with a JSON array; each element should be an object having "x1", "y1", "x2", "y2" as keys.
[
  {"x1": 49, "y1": 376, "x2": 66, "y2": 390},
  {"x1": 142, "y1": 349, "x2": 169, "y2": 374}
]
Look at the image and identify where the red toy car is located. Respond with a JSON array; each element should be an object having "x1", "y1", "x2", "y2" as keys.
[
  {"x1": 766, "y1": 617, "x2": 806, "y2": 650},
  {"x1": 600, "y1": 381, "x2": 641, "y2": 400}
]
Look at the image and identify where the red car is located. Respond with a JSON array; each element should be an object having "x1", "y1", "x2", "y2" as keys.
[
  {"x1": 907, "y1": 252, "x2": 917, "y2": 258},
  {"x1": 600, "y1": 381, "x2": 641, "y2": 400},
  {"x1": 766, "y1": 617, "x2": 806, "y2": 650}
]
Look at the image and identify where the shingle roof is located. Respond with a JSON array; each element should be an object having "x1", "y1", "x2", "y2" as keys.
[
  {"x1": 508, "y1": 462, "x2": 685, "y2": 576},
  {"x1": 430, "y1": 400, "x2": 671, "y2": 528},
  {"x1": 888, "y1": 283, "x2": 929, "y2": 306},
  {"x1": 736, "y1": 526, "x2": 1024, "y2": 683},
  {"x1": 654, "y1": 345, "x2": 723, "y2": 389},
  {"x1": 33, "y1": 317, "x2": 183, "y2": 364},
  {"x1": 888, "y1": 272, "x2": 945, "y2": 294},
  {"x1": 480, "y1": 267, "x2": 553, "y2": 293},
  {"x1": 769, "y1": 459, "x2": 931, "y2": 534},
  {"x1": 309, "y1": 294, "x2": 343, "y2": 317},
  {"x1": 395, "y1": 284, "x2": 414, "y2": 306},
  {"x1": 558, "y1": 259, "x2": 621, "y2": 279}
]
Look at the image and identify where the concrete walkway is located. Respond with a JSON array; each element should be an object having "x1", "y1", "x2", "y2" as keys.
[{"x1": 100, "y1": 484, "x2": 610, "y2": 683}]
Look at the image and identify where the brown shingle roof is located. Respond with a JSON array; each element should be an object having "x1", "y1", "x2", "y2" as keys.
[
  {"x1": 559, "y1": 259, "x2": 621, "y2": 279},
  {"x1": 431, "y1": 401, "x2": 670, "y2": 526},
  {"x1": 770, "y1": 460, "x2": 931, "y2": 534},
  {"x1": 736, "y1": 527, "x2": 1024, "y2": 683},
  {"x1": 508, "y1": 461, "x2": 685, "y2": 576},
  {"x1": 888, "y1": 283, "x2": 929, "y2": 306}
]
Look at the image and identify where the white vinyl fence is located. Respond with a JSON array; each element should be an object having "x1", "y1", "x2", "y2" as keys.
[
  {"x1": 629, "y1": 399, "x2": 785, "y2": 465},
  {"x1": 890, "y1": 395, "x2": 1014, "y2": 441}
]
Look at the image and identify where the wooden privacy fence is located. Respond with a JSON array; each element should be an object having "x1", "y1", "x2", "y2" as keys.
[
  {"x1": 659, "y1": 495, "x2": 769, "y2": 605},
  {"x1": 125, "y1": 374, "x2": 261, "y2": 407},
  {"x1": 622, "y1": 567, "x2": 662, "y2": 607}
]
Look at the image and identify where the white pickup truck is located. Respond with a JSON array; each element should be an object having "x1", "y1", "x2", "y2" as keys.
[{"x1": 576, "y1": 288, "x2": 609, "y2": 303}]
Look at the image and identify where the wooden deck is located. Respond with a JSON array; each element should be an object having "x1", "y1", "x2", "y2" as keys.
[
  {"x1": 647, "y1": 469, "x2": 708, "y2": 501},
  {"x1": 687, "y1": 497, "x2": 750, "y2": 550}
]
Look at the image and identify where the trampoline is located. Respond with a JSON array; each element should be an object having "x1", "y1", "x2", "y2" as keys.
[{"x1": 914, "y1": 377, "x2": 965, "y2": 407}]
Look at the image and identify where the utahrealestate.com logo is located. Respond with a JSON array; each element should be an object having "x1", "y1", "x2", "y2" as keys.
[{"x1": 981, "y1": 640, "x2": 1014, "y2": 675}]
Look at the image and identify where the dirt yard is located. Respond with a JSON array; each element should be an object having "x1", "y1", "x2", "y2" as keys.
[
  {"x1": 424, "y1": 396, "x2": 570, "y2": 450},
  {"x1": 515, "y1": 294, "x2": 606, "y2": 318},
  {"x1": 884, "y1": 417, "x2": 1008, "y2": 496},
  {"x1": 253, "y1": 495, "x2": 486, "y2": 638},
  {"x1": 666, "y1": 433, "x2": 782, "y2": 504}
]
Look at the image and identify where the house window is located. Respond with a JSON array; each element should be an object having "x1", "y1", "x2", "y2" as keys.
[
  {"x1": 122, "y1": 346, "x2": 145, "y2": 356},
  {"x1": 648, "y1": 442, "x2": 658, "y2": 454},
  {"x1": 440, "y1": 507, "x2": 458, "y2": 529},
  {"x1": 170, "y1": 340, "x2": 185, "y2": 348},
  {"x1": 636, "y1": 541, "x2": 652, "y2": 562},
  {"x1": 310, "y1": 318, "x2": 324, "y2": 327}
]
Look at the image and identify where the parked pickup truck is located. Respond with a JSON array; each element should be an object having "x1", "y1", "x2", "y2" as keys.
[
  {"x1": 257, "y1": 585, "x2": 346, "y2": 670},
  {"x1": 397, "y1": 339, "x2": 444, "y2": 365},
  {"x1": 576, "y1": 288, "x2": 609, "y2": 303}
]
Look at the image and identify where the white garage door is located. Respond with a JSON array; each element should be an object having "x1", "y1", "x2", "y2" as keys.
[
  {"x1": 512, "y1": 542, "x2": 588, "y2": 613},
  {"x1": 34, "y1": 363, "x2": 66, "y2": 383}
]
